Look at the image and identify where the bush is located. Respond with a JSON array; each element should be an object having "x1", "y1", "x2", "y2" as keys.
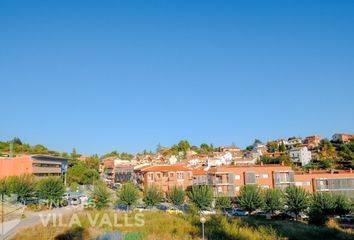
[
  {"x1": 238, "y1": 185, "x2": 263, "y2": 213},
  {"x1": 309, "y1": 207, "x2": 328, "y2": 226}
]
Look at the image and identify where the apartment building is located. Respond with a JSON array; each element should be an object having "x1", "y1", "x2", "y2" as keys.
[
  {"x1": 288, "y1": 147, "x2": 312, "y2": 166},
  {"x1": 134, "y1": 165, "x2": 193, "y2": 195},
  {"x1": 0, "y1": 155, "x2": 68, "y2": 178},
  {"x1": 206, "y1": 164, "x2": 294, "y2": 197},
  {"x1": 332, "y1": 133, "x2": 354, "y2": 143},
  {"x1": 295, "y1": 170, "x2": 354, "y2": 197},
  {"x1": 304, "y1": 135, "x2": 321, "y2": 149}
]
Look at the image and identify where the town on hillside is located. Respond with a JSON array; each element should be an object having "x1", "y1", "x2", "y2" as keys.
[{"x1": 1, "y1": 133, "x2": 354, "y2": 198}]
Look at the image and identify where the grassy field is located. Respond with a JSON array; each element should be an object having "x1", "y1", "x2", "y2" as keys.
[{"x1": 11, "y1": 210, "x2": 354, "y2": 240}]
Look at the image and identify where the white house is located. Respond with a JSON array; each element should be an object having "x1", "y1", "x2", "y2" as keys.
[{"x1": 288, "y1": 147, "x2": 312, "y2": 166}]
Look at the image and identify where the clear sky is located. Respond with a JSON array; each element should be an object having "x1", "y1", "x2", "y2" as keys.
[{"x1": 0, "y1": 0, "x2": 353, "y2": 155}]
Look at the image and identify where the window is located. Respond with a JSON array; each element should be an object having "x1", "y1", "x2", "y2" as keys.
[
  {"x1": 256, "y1": 174, "x2": 269, "y2": 179},
  {"x1": 156, "y1": 173, "x2": 161, "y2": 179},
  {"x1": 234, "y1": 175, "x2": 241, "y2": 180},
  {"x1": 177, "y1": 172, "x2": 184, "y2": 180},
  {"x1": 295, "y1": 181, "x2": 311, "y2": 186},
  {"x1": 170, "y1": 173, "x2": 174, "y2": 178},
  {"x1": 163, "y1": 172, "x2": 168, "y2": 177},
  {"x1": 147, "y1": 173, "x2": 154, "y2": 181},
  {"x1": 235, "y1": 186, "x2": 240, "y2": 191},
  {"x1": 217, "y1": 186, "x2": 222, "y2": 193}
]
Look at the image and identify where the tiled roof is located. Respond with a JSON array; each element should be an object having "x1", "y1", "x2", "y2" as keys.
[{"x1": 138, "y1": 165, "x2": 191, "y2": 172}]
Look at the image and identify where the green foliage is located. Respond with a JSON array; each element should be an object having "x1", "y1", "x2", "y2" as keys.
[
  {"x1": 101, "y1": 150, "x2": 119, "y2": 159},
  {"x1": 66, "y1": 161, "x2": 99, "y2": 185},
  {"x1": 120, "y1": 152, "x2": 134, "y2": 160},
  {"x1": 263, "y1": 188, "x2": 284, "y2": 214},
  {"x1": 11, "y1": 174, "x2": 36, "y2": 203},
  {"x1": 199, "y1": 143, "x2": 215, "y2": 154},
  {"x1": 84, "y1": 156, "x2": 100, "y2": 171},
  {"x1": 91, "y1": 181, "x2": 111, "y2": 209},
  {"x1": 267, "y1": 142, "x2": 279, "y2": 153},
  {"x1": 0, "y1": 177, "x2": 11, "y2": 198},
  {"x1": 117, "y1": 182, "x2": 139, "y2": 210},
  {"x1": 308, "y1": 207, "x2": 328, "y2": 226},
  {"x1": 204, "y1": 215, "x2": 277, "y2": 240},
  {"x1": 279, "y1": 142, "x2": 286, "y2": 152},
  {"x1": 333, "y1": 194, "x2": 352, "y2": 216},
  {"x1": 143, "y1": 186, "x2": 162, "y2": 208},
  {"x1": 70, "y1": 182, "x2": 80, "y2": 192},
  {"x1": 36, "y1": 177, "x2": 65, "y2": 208},
  {"x1": 215, "y1": 196, "x2": 231, "y2": 211},
  {"x1": 285, "y1": 186, "x2": 310, "y2": 220},
  {"x1": 187, "y1": 184, "x2": 213, "y2": 211},
  {"x1": 238, "y1": 185, "x2": 264, "y2": 213},
  {"x1": 312, "y1": 192, "x2": 336, "y2": 215},
  {"x1": 167, "y1": 186, "x2": 185, "y2": 207}
]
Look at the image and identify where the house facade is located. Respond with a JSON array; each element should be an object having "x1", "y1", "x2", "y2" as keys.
[
  {"x1": 288, "y1": 147, "x2": 312, "y2": 166},
  {"x1": 0, "y1": 155, "x2": 68, "y2": 179}
]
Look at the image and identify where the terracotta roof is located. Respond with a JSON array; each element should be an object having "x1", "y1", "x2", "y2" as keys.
[
  {"x1": 192, "y1": 169, "x2": 207, "y2": 175},
  {"x1": 139, "y1": 165, "x2": 191, "y2": 172}
]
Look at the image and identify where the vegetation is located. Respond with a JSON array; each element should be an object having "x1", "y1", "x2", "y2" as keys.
[
  {"x1": 143, "y1": 186, "x2": 162, "y2": 208},
  {"x1": 66, "y1": 160, "x2": 99, "y2": 185},
  {"x1": 187, "y1": 184, "x2": 213, "y2": 211},
  {"x1": 167, "y1": 186, "x2": 185, "y2": 208},
  {"x1": 91, "y1": 181, "x2": 111, "y2": 209},
  {"x1": 11, "y1": 174, "x2": 36, "y2": 203},
  {"x1": 35, "y1": 177, "x2": 65, "y2": 208},
  {"x1": 215, "y1": 196, "x2": 231, "y2": 212},
  {"x1": 285, "y1": 186, "x2": 311, "y2": 220},
  {"x1": 263, "y1": 188, "x2": 284, "y2": 214},
  {"x1": 117, "y1": 182, "x2": 139, "y2": 210},
  {"x1": 238, "y1": 185, "x2": 263, "y2": 213}
]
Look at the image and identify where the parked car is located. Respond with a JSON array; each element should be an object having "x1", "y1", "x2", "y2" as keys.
[
  {"x1": 340, "y1": 215, "x2": 354, "y2": 224},
  {"x1": 70, "y1": 197, "x2": 81, "y2": 205},
  {"x1": 233, "y1": 209, "x2": 249, "y2": 216},
  {"x1": 200, "y1": 209, "x2": 217, "y2": 215},
  {"x1": 167, "y1": 208, "x2": 183, "y2": 215}
]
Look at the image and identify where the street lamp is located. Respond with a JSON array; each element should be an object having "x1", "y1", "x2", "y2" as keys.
[{"x1": 200, "y1": 216, "x2": 206, "y2": 240}]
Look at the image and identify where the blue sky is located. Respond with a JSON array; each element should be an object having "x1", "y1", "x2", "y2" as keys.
[{"x1": 0, "y1": 0, "x2": 353, "y2": 155}]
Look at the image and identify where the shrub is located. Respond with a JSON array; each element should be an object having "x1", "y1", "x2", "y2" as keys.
[
  {"x1": 143, "y1": 186, "x2": 162, "y2": 208},
  {"x1": 238, "y1": 185, "x2": 264, "y2": 213},
  {"x1": 167, "y1": 186, "x2": 185, "y2": 208},
  {"x1": 117, "y1": 182, "x2": 139, "y2": 210},
  {"x1": 308, "y1": 207, "x2": 327, "y2": 226},
  {"x1": 285, "y1": 186, "x2": 310, "y2": 220},
  {"x1": 263, "y1": 188, "x2": 284, "y2": 214},
  {"x1": 188, "y1": 184, "x2": 213, "y2": 211}
]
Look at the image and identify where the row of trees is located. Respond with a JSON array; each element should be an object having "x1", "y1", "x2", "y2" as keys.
[
  {"x1": 0, "y1": 175, "x2": 65, "y2": 208},
  {"x1": 106, "y1": 183, "x2": 352, "y2": 226}
]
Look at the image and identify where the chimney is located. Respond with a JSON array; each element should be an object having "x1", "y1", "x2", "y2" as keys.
[
  {"x1": 350, "y1": 168, "x2": 352, "y2": 173},
  {"x1": 260, "y1": 161, "x2": 264, "y2": 166},
  {"x1": 281, "y1": 161, "x2": 284, "y2": 166},
  {"x1": 330, "y1": 169, "x2": 334, "y2": 174},
  {"x1": 308, "y1": 169, "x2": 312, "y2": 174}
]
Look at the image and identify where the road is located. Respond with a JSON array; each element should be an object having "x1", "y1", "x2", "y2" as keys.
[{"x1": 0, "y1": 206, "x2": 81, "y2": 240}]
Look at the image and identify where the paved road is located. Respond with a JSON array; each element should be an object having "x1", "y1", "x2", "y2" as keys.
[{"x1": 0, "y1": 206, "x2": 81, "y2": 240}]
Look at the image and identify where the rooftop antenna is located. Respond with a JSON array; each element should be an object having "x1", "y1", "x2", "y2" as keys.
[{"x1": 9, "y1": 141, "x2": 13, "y2": 158}]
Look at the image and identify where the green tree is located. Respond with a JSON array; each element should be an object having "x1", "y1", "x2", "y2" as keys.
[
  {"x1": 279, "y1": 142, "x2": 286, "y2": 152},
  {"x1": 167, "y1": 186, "x2": 185, "y2": 208},
  {"x1": 85, "y1": 156, "x2": 100, "y2": 171},
  {"x1": 12, "y1": 137, "x2": 22, "y2": 145},
  {"x1": 117, "y1": 182, "x2": 139, "y2": 210},
  {"x1": 333, "y1": 194, "x2": 352, "y2": 217},
  {"x1": 238, "y1": 185, "x2": 263, "y2": 213},
  {"x1": 120, "y1": 152, "x2": 134, "y2": 160},
  {"x1": 143, "y1": 186, "x2": 162, "y2": 208},
  {"x1": 285, "y1": 186, "x2": 310, "y2": 220},
  {"x1": 263, "y1": 188, "x2": 284, "y2": 214},
  {"x1": 312, "y1": 192, "x2": 336, "y2": 215},
  {"x1": 188, "y1": 185, "x2": 213, "y2": 211},
  {"x1": 36, "y1": 177, "x2": 65, "y2": 208},
  {"x1": 266, "y1": 142, "x2": 279, "y2": 153},
  {"x1": 91, "y1": 181, "x2": 111, "y2": 209},
  {"x1": 215, "y1": 196, "x2": 231, "y2": 212},
  {"x1": 308, "y1": 207, "x2": 327, "y2": 226},
  {"x1": 12, "y1": 174, "x2": 35, "y2": 203}
]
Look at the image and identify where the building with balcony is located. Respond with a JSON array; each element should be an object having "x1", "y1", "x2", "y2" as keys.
[{"x1": 0, "y1": 155, "x2": 67, "y2": 178}]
